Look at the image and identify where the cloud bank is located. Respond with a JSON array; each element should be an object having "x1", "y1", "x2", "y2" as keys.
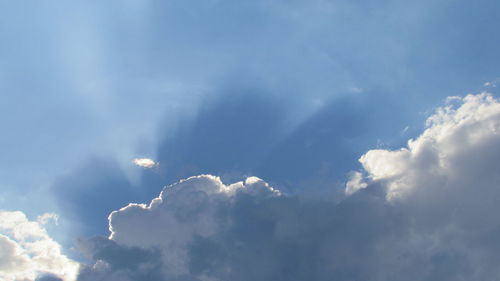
[
  {"x1": 75, "y1": 92, "x2": 500, "y2": 280},
  {"x1": 0, "y1": 211, "x2": 79, "y2": 281}
]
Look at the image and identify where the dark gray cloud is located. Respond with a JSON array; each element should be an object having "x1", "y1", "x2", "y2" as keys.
[
  {"x1": 76, "y1": 177, "x2": 487, "y2": 281},
  {"x1": 76, "y1": 237, "x2": 164, "y2": 281},
  {"x1": 186, "y1": 188, "x2": 397, "y2": 281},
  {"x1": 76, "y1": 93, "x2": 500, "y2": 281}
]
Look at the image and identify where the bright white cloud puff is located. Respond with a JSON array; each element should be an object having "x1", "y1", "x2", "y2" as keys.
[
  {"x1": 0, "y1": 211, "x2": 79, "y2": 281},
  {"x1": 354, "y1": 93, "x2": 500, "y2": 200},
  {"x1": 132, "y1": 158, "x2": 156, "y2": 168}
]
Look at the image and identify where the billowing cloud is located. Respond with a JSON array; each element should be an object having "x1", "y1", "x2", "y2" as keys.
[
  {"x1": 353, "y1": 93, "x2": 500, "y2": 200},
  {"x1": 78, "y1": 175, "x2": 280, "y2": 280},
  {"x1": 78, "y1": 93, "x2": 500, "y2": 280},
  {"x1": 0, "y1": 211, "x2": 79, "y2": 281}
]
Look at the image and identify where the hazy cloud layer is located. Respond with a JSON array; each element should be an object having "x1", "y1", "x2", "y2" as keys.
[
  {"x1": 76, "y1": 93, "x2": 500, "y2": 280},
  {"x1": 0, "y1": 211, "x2": 79, "y2": 281}
]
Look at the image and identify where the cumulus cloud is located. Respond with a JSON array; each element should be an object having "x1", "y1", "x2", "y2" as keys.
[
  {"x1": 0, "y1": 211, "x2": 79, "y2": 281},
  {"x1": 78, "y1": 173, "x2": 398, "y2": 281},
  {"x1": 78, "y1": 175, "x2": 279, "y2": 280},
  {"x1": 78, "y1": 93, "x2": 500, "y2": 280},
  {"x1": 353, "y1": 93, "x2": 500, "y2": 200}
]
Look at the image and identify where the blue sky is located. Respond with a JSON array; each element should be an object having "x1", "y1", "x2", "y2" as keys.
[{"x1": 1, "y1": 1, "x2": 500, "y2": 280}]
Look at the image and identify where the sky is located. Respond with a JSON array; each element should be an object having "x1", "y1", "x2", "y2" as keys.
[{"x1": 1, "y1": 1, "x2": 500, "y2": 280}]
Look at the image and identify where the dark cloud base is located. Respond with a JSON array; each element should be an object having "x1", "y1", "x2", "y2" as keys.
[
  {"x1": 76, "y1": 184, "x2": 491, "y2": 281},
  {"x1": 77, "y1": 237, "x2": 164, "y2": 281}
]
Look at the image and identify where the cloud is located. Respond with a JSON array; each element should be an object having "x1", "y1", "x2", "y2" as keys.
[
  {"x1": 78, "y1": 175, "x2": 279, "y2": 280},
  {"x1": 345, "y1": 171, "x2": 368, "y2": 195},
  {"x1": 37, "y1": 213, "x2": 59, "y2": 226},
  {"x1": 76, "y1": 92, "x2": 500, "y2": 280},
  {"x1": 76, "y1": 237, "x2": 163, "y2": 281},
  {"x1": 6, "y1": 0, "x2": 500, "y2": 241},
  {"x1": 484, "y1": 78, "x2": 500, "y2": 88},
  {"x1": 50, "y1": 89, "x2": 411, "y2": 239},
  {"x1": 133, "y1": 158, "x2": 156, "y2": 169},
  {"x1": 353, "y1": 93, "x2": 500, "y2": 200},
  {"x1": 77, "y1": 174, "x2": 396, "y2": 281},
  {"x1": 0, "y1": 211, "x2": 79, "y2": 281}
]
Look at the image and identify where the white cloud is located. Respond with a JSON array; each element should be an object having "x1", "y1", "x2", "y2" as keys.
[
  {"x1": 345, "y1": 171, "x2": 368, "y2": 195},
  {"x1": 132, "y1": 158, "x2": 156, "y2": 168},
  {"x1": 37, "y1": 213, "x2": 59, "y2": 226},
  {"x1": 484, "y1": 77, "x2": 500, "y2": 87},
  {"x1": 0, "y1": 211, "x2": 79, "y2": 281},
  {"x1": 352, "y1": 93, "x2": 500, "y2": 200},
  {"x1": 105, "y1": 175, "x2": 279, "y2": 278},
  {"x1": 339, "y1": 92, "x2": 500, "y2": 279}
]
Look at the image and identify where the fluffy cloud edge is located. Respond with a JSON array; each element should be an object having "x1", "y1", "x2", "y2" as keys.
[
  {"x1": 347, "y1": 92, "x2": 500, "y2": 200},
  {"x1": 0, "y1": 211, "x2": 79, "y2": 281}
]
